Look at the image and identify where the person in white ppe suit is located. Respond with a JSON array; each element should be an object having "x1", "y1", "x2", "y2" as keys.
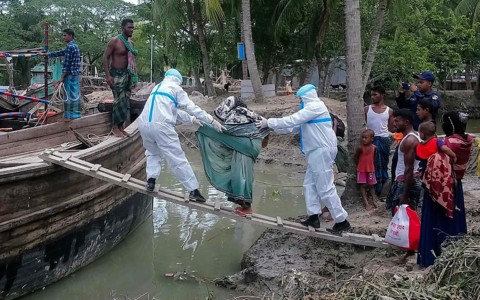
[
  {"x1": 138, "y1": 68, "x2": 225, "y2": 201},
  {"x1": 256, "y1": 84, "x2": 351, "y2": 233}
]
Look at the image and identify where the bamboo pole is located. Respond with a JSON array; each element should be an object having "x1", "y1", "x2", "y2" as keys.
[{"x1": 44, "y1": 22, "x2": 49, "y2": 110}]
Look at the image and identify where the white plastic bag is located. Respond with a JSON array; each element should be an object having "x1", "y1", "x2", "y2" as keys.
[{"x1": 384, "y1": 204, "x2": 420, "y2": 250}]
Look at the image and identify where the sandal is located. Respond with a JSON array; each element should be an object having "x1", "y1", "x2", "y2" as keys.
[
  {"x1": 321, "y1": 207, "x2": 334, "y2": 222},
  {"x1": 234, "y1": 207, "x2": 253, "y2": 217}
]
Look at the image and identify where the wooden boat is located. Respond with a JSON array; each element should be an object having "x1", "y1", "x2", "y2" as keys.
[{"x1": 0, "y1": 113, "x2": 152, "y2": 299}]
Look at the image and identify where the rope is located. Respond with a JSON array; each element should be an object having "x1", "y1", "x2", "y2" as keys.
[
  {"x1": 176, "y1": 126, "x2": 200, "y2": 150},
  {"x1": 60, "y1": 133, "x2": 109, "y2": 150},
  {"x1": 86, "y1": 133, "x2": 108, "y2": 144},
  {"x1": 33, "y1": 110, "x2": 49, "y2": 127},
  {"x1": 50, "y1": 82, "x2": 67, "y2": 105}
]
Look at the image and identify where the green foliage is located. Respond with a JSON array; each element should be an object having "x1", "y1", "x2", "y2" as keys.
[
  {"x1": 0, "y1": 0, "x2": 136, "y2": 86},
  {"x1": 2, "y1": 0, "x2": 480, "y2": 91},
  {"x1": 371, "y1": 35, "x2": 435, "y2": 89},
  {"x1": 368, "y1": 0, "x2": 480, "y2": 88},
  {"x1": 455, "y1": 0, "x2": 480, "y2": 22}
]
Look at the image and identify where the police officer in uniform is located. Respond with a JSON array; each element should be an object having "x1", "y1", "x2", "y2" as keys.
[{"x1": 395, "y1": 71, "x2": 441, "y2": 131}]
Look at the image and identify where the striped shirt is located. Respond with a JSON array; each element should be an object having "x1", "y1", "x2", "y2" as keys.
[{"x1": 49, "y1": 40, "x2": 81, "y2": 76}]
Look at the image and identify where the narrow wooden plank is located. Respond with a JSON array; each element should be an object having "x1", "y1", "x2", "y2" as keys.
[
  {"x1": 121, "y1": 173, "x2": 131, "y2": 182},
  {"x1": 68, "y1": 154, "x2": 184, "y2": 200},
  {"x1": 276, "y1": 216, "x2": 284, "y2": 227},
  {"x1": 61, "y1": 154, "x2": 72, "y2": 162},
  {"x1": 184, "y1": 192, "x2": 189, "y2": 203},
  {"x1": 90, "y1": 164, "x2": 101, "y2": 172},
  {"x1": 39, "y1": 151, "x2": 391, "y2": 249},
  {"x1": 372, "y1": 234, "x2": 383, "y2": 242},
  {"x1": 214, "y1": 202, "x2": 221, "y2": 211},
  {"x1": 343, "y1": 232, "x2": 375, "y2": 241}
]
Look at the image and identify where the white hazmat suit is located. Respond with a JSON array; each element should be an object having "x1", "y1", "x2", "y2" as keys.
[
  {"x1": 258, "y1": 84, "x2": 348, "y2": 224},
  {"x1": 138, "y1": 69, "x2": 223, "y2": 193}
]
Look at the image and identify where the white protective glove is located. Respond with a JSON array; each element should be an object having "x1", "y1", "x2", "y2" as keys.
[
  {"x1": 211, "y1": 119, "x2": 226, "y2": 133},
  {"x1": 255, "y1": 117, "x2": 269, "y2": 129},
  {"x1": 192, "y1": 117, "x2": 203, "y2": 126}
]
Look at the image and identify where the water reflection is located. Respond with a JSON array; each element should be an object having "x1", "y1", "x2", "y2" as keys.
[
  {"x1": 23, "y1": 214, "x2": 156, "y2": 299},
  {"x1": 24, "y1": 148, "x2": 309, "y2": 300}
]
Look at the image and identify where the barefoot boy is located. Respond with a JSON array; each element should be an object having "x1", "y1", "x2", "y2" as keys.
[{"x1": 354, "y1": 129, "x2": 380, "y2": 210}]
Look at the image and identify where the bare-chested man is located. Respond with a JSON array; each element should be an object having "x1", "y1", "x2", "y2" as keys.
[{"x1": 103, "y1": 19, "x2": 137, "y2": 137}]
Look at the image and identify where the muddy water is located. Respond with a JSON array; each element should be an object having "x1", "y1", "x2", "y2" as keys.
[
  {"x1": 467, "y1": 118, "x2": 480, "y2": 133},
  {"x1": 437, "y1": 117, "x2": 480, "y2": 134},
  {"x1": 24, "y1": 148, "x2": 312, "y2": 300}
]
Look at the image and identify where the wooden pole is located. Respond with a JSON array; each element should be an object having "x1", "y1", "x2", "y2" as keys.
[
  {"x1": 5, "y1": 58, "x2": 16, "y2": 104},
  {"x1": 43, "y1": 22, "x2": 49, "y2": 109}
]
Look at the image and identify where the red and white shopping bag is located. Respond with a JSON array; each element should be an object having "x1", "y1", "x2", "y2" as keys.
[{"x1": 384, "y1": 205, "x2": 421, "y2": 250}]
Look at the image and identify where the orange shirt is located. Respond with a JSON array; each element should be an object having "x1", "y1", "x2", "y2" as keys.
[
  {"x1": 357, "y1": 145, "x2": 375, "y2": 172},
  {"x1": 416, "y1": 137, "x2": 439, "y2": 160}
]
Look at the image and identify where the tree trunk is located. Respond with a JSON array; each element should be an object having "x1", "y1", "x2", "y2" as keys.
[
  {"x1": 315, "y1": 49, "x2": 326, "y2": 96},
  {"x1": 185, "y1": 2, "x2": 203, "y2": 93},
  {"x1": 342, "y1": 0, "x2": 364, "y2": 203},
  {"x1": 304, "y1": 58, "x2": 317, "y2": 86},
  {"x1": 192, "y1": 0, "x2": 216, "y2": 97},
  {"x1": 465, "y1": 65, "x2": 472, "y2": 90},
  {"x1": 361, "y1": 0, "x2": 388, "y2": 93},
  {"x1": 315, "y1": 0, "x2": 331, "y2": 96},
  {"x1": 261, "y1": 59, "x2": 270, "y2": 84},
  {"x1": 475, "y1": 68, "x2": 480, "y2": 100},
  {"x1": 240, "y1": 9, "x2": 249, "y2": 80},
  {"x1": 192, "y1": 67, "x2": 203, "y2": 92},
  {"x1": 242, "y1": 0, "x2": 264, "y2": 102},
  {"x1": 275, "y1": 67, "x2": 282, "y2": 94}
]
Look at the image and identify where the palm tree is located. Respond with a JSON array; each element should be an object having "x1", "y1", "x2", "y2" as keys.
[
  {"x1": 454, "y1": 0, "x2": 480, "y2": 98},
  {"x1": 190, "y1": 0, "x2": 216, "y2": 97},
  {"x1": 153, "y1": 0, "x2": 216, "y2": 96},
  {"x1": 242, "y1": 0, "x2": 264, "y2": 102},
  {"x1": 205, "y1": 0, "x2": 264, "y2": 100},
  {"x1": 342, "y1": 0, "x2": 364, "y2": 201},
  {"x1": 361, "y1": 0, "x2": 389, "y2": 93},
  {"x1": 274, "y1": 0, "x2": 340, "y2": 95},
  {"x1": 455, "y1": 0, "x2": 480, "y2": 21}
]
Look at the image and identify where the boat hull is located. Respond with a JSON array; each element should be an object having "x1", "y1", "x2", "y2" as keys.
[
  {"x1": 0, "y1": 115, "x2": 152, "y2": 299},
  {"x1": 0, "y1": 192, "x2": 151, "y2": 300}
]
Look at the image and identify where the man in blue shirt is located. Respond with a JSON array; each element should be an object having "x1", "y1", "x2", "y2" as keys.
[
  {"x1": 41, "y1": 28, "x2": 81, "y2": 120},
  {"x1": 395, "y1": 71, "x2": 441, "y2": 130}
]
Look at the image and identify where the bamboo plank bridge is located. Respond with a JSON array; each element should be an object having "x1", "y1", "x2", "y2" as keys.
[{"x1": 40, "y1": 150, "x2": 391, "y2": 249}]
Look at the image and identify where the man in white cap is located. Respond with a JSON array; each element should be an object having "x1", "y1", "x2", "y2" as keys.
[
  {"x1": 256, "y1": 84, "x2": 350, "y2": 233},
  {"x1": 138, "y1": 68, "x2": 225, "y2": 201}
]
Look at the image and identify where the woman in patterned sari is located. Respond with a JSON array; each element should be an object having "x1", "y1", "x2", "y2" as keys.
[{"x1": 417, "y1": 111, "x2": 473, "y2": 267}]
